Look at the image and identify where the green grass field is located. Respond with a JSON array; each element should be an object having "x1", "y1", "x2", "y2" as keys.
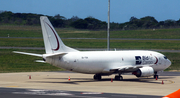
[
  {"x1": 1, "y1": 25, "x2": 180, "y2": 39},
  {"x1": 0, "y1": 49, "x2": 62, "y2": 73},
  {"x1": 0, "y1": 25, "x2": 180, "y2": 72},
  {"x1": 1, "y1": 38, "x2": 180, "y2": 50}
]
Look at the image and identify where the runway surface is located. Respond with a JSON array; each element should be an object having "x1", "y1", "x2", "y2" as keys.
[
  {"x1": 0, "y1": 71, "x2": 179, "y2": 98},
  {"x1": 0, "y1": 87, "x2": 161, "y2": 98}
]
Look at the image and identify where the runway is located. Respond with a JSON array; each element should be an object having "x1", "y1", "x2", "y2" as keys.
[
  {"x1": 0, "y1": 72, "x2": 179, "y2": 98},
  {"x1": 0, "y1": 87, "x2": 161, "y2": 98}
]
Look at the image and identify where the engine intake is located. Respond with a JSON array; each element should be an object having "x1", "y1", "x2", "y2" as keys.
[{"x1": 133, "y1": 67, "x2": 154, "y2": 77}]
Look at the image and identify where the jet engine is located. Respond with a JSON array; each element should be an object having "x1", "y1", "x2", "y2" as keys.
[{"x1": 132, "y1": 67, "x2": 154, "y2": 77}]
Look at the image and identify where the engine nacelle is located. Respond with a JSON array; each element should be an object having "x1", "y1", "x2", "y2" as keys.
[{"x1": 133, "y1": 67, "x2": 154, "y2": 77}]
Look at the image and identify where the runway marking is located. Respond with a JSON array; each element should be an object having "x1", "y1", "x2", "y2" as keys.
[
  {"x1": 168, "y1": 80, "x2": 175, "y2": 84},
  {"x1": 81, "y1": 92, "x2": 103, "y2": 94},
  {"x1": 160, "y1": 80, "x2": 175, "y2": 84},
  {"x1": 13, "y1": 92, "x2": 73, "y2": 96},
  {"x1": 6, "y1": 86, "x2": 18, "y2": 87},
  {"x1": 139, "y1": 79, "x2": 175, "y2": 84},
  {"x1": 112, "y1": 95, "x2": 137, "y2": 98},
  {"x1": 13, "y1": 89, "x2": 107, "y2": 98},
  {"x1": 13, "y1": 89, "x2": 73, "y2": 96}
]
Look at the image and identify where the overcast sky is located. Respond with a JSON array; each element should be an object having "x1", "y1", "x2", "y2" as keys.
[{"x1": 0, "y1": 0, "x2": 180, "y2": 23}]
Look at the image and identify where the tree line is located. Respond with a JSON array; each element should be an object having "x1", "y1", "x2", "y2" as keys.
[{"x1": 0, "y1": 11, "x2": 180, "y2": 30}]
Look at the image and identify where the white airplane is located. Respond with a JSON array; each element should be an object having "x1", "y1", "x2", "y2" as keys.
[{"x1": 14, "y1": 16, "x2": 171, "y2": 80}]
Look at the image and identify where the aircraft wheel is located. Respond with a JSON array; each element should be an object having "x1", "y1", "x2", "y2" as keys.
[
  {"x1": 120, "y1": 76, "x2": 123, "y2": 80},
  {"x1": 93, "y1": 74, "x2": 101, "y2": 80},
  {"x1": 115, "y1": 75, "x2": 123, "y2": 81}
]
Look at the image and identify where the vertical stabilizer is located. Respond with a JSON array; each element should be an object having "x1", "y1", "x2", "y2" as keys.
[{"x1": 40, "y1": 16, "x2": 79, "y2": 54}]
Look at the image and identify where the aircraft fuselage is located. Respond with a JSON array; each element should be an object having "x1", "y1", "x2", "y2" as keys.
[{"x1": 45, "y1": 50, "x2": 171, "y2": 74}]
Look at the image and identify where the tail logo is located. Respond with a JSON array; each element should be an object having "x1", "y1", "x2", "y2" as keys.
[{"x1": 45, "y1": 22, "x2": 60, "y2": 51}]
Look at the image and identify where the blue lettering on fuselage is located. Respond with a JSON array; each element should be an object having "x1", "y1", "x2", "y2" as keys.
[
  {"x1": 135, "y1": 56, "x2": 153, "y2": 65},
  {"x1": 135, "y1": 56, "x2": 142, "y2": 65}
]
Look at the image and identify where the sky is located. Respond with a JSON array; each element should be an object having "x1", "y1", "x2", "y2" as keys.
[{"x1": 0, "y1": 0, "x2": 180, "y2": 23}]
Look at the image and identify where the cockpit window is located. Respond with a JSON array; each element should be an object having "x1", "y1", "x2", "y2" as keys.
[{"x1": 164, "y1": 56, "x2": 167, "y2": 59}]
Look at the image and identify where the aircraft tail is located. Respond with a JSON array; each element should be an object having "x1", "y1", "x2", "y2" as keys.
[{"x1": 40, "y1": 16, "x2": 79, "y2": 54}]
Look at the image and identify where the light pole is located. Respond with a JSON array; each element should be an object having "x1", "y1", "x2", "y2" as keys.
[{"x1": 107, "y1": 0, "x2": 110, "y2": 51}]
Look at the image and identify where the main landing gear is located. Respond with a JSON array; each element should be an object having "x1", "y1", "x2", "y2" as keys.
[
  {"x1": 154, "y1": 71, "x2": 159, "y2": 79},
  {"x1": 114, "y1": 74, "x2": 123, "y2": 81},
  {"x1": 93, "y1": 74, "x2": 123, "y2": 81},
  {"x1": 93, "y1": 74, "x2": 101, "y2": 80}
]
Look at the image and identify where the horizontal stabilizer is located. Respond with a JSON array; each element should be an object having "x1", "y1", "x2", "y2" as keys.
[
  {"x1": 35, "y1": 60, "x2": 46, "y2": 63},
  {"x1": 13, "y1": 51, "x2": 42, "y2": 57},
  {"x1": 43, "y1": 53, "x2": 67, "y2": 58}
]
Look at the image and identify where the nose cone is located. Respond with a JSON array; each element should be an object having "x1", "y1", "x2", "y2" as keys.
[{"x1": 167, "y1": 59, "x2": 171, "y2": 67}]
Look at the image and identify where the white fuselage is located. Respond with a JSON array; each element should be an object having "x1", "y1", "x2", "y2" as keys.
[{"x1": 44, "y1": 50, "x2": 171, "y2": 74}]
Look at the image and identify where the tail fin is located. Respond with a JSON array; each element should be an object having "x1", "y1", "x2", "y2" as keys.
[{"x1": 40, "y1": 16, "x2": 79, "y2": 54}]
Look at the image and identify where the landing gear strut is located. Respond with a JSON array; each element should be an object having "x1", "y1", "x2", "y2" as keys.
[
  {"x1": 93, "y1": 74, "x2": 101, "y2": 80},
  {"x1": 114, "y1": 74, "x2": 123, "y2": 81},
  {"x1": 154, "y1": 71, "x2": 159, "y2": 79}
]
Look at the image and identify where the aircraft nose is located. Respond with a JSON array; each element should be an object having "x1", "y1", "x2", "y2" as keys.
[{"x1": 167, "y1": 59, "x2": 171, "y2": 67}]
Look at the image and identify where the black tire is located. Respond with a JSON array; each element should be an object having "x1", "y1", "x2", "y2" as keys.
[
  {"x1": 120, "y1": 76, "x2": 123, "y2": 80},
  {"x1": 115, "y1": 76, "x2": 120, "y2": 80},
  {"x1": 115, "y1": 76, "x2": 123, "y2": 81},
  {"x1": 93, "y1": 74, "x2": 101, "y2": 80}
]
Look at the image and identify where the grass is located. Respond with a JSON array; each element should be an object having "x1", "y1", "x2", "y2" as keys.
[
  {"x1": 1, "y1": 25, "x2": 180, "y2": 39},
  {"x1": 0, "y1": 38, "x2": 44, "y2": 47},
  {"x1": 110, "y1": 28, "x2": 180, "y2": 39},
  {"x1": 1, "y1": 38, "x2": 180, "y2": 50},
  {"x1": 0, "y1": 25, "x2": 42, "y2": 37},
  {"x1": 0, "y1": 49, "x2": 63, "y2": 73}
]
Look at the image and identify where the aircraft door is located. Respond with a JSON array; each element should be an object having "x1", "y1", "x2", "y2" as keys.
[{"x1": 158, "y1": 57, "x2": 162, "y2": 65}]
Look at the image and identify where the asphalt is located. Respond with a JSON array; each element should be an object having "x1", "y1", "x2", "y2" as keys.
[
  {"x1": 0, "y1": 71, "x2": 179, "y2": 98},
  {"x1": 0, "y1": 87, "x2": 162, "y2": 98}
]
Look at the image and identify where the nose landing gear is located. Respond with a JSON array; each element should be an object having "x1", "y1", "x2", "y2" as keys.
[{"x1": 154, "y1": 72, "x2": 159, "y2": 79}]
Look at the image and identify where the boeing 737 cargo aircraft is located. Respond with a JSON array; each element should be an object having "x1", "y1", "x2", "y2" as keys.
[{"x1": 14, "y1": 16, "x2": 171, "y2": 80}]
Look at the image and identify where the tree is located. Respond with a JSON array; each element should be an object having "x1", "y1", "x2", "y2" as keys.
[
  {"x1": 70, "y1": 16, "x2": 80, "y2": 22},
  {"x1": 164, "y1": 19, "x2": 176, "y2": 27},
  {"x1": 54, "y1": 14, "x2": 66, "y2": 20},
  {"x1": 50, "y1": 18, "x2": 65, "y2": 27},
  {"x1": 85, "y1": 17, "x2": 100, "y2": 29},
  {"x1": 129, "y1": 16, "x2": 138, "y2": 22},
  {"x1": 70, "y1": 19, "x2": 88, "y2": 29},
  {"x1": 140, "y1": 16, "x2": 158, "y2": 28}
]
